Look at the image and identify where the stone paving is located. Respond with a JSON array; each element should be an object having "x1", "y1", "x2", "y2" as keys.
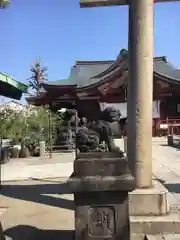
[
  {"x1": 1, "y1": 179, "x2": 74, "y2": 240},
  {"x1": 1, "y1": 152, "x2": 74, "y2": 181},
  {"x1": 152, "y1": 138, "x2": 180, "y2": 208},
  {"x1": 1, "y1": 138, "x2": 180, "y2": 239}
]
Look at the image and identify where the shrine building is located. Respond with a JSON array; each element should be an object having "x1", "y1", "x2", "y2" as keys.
[{"x1": 27, "y1": 49, "x2": 180, "y2": 136}]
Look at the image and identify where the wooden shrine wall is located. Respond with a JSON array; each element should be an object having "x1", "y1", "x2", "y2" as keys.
[{"x1": 160, "y1": 96, "x2": 180, "y2": 119}]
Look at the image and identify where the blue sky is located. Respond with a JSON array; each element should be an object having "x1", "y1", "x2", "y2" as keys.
[{"x1": 0, "y1": 0, "x2": 180, "y2": 86}]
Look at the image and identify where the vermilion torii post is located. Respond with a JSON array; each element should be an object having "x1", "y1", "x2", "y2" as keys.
[{"x1": 80, "y1": 0, "x2": 179, "y2": 188}]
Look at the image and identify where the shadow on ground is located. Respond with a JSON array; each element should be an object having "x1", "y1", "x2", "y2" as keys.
[
  {"x1": 155, "y1": 177, "x2": 180, "y2": 194},
  {"x1": 1, "y1": 181, "x2": 74, "y2": 210},
  {"x1": 164, "y1": 183, "x2": 180, "y2": 194},
  {"x1": 160, "y1": 144, "x2": 168, "y2": 147},
  {"x1": 161, "y1": 142, "x2": 180, "y2": 151},
  {"x1": 4, "y1": 225, "x2": 149, "y2": 240},
  {"x1": 4, "y1": 225, "x2": 74, "y2": 240},
  {"x1": 154, "y1": 178, "x2": 165, "y2": 185}
]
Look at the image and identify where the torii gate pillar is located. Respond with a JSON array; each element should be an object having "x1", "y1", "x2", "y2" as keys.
[
  {"x1": 127, "y1": 0, "x2": 153, "y2": 188},
  {"x1": 80, "y1": 0, "x2": 154, "y2": 188}
]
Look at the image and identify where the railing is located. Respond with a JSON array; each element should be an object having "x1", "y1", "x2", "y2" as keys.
[{"x1": 158, "y1": 117, "x2": 180, "y2": 136}]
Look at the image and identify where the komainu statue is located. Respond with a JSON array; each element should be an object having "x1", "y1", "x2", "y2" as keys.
[
  {"x1": 55, "y1": 109, "x2": 80, "y2": 150},
  {"x1": 76, "y1": 107, "x2": 123, "y2": 153}
]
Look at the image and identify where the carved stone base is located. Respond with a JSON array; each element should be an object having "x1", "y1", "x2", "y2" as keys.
[
  {"x1": 68, "y1": 152, "x2": 135, "y2": 240},
  {"x1": 74, "y1": 191, "x2": 129, "y2": 240}
]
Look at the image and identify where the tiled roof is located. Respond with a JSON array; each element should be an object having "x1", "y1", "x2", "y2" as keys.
[
  {"x1": 44, "y1": 61, "x2": 113, "y2": 87},
  {"x1": 71, "y1": 61, "x2": 113, "y2": 87},
  {"x1": 45, "y1": 49, "x2": 180, "y2": 89},
  {"x1": 44, "y1": 78, "x2": 75, "y2": 86},
  {"x1": 153, "y1": 57, "x2": 180, "y2": 81}
]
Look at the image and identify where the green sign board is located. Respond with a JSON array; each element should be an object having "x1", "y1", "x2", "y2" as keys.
[{"x1": 80, "y1": 0, "x2": 180, "y2": 8}]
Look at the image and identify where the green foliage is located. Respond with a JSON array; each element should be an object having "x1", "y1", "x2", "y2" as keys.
[
  {"x1": 0, "y1": 0, "x2": 10, "y2": 8},
  {"x1": 0, "y1": 105, "x2": 61, "y2": 146},
  {"x1": 26, "y1": 106, "x2": 50, "y2": 141},
  {"x1": 0, "y1": 108, "x2": 24, "y2": 141},
  {"x1": 51, "y1": 111, "x2": 63, "y2": 145}
]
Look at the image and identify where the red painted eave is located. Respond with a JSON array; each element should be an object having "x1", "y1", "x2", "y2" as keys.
[
  {"x1": 42, "y1": 84, "x2": 77, "y2": 93},
  {"x1": 42, "y1": 83, "x2": 76, "y2": 89}
]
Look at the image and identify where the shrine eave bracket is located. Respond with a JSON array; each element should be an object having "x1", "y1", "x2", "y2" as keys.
[{"x1": 80, "y1": 0, "x2": 180, "y2": 8}]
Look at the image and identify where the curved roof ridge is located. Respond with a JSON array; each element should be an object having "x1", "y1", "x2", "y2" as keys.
[
  {"x1": 91, "y1": 48, "x2": 128, "y2": 79},
  {"x1": 154, "y1": 71, "x2": 180, "y2": 83},
  {"x1": 75, "y1": 60, "x2": 114, "y2": 65},
  {"x1": 154, "y1": 56, "x2": 167, "y2": 62},
  {"x1": 77, "y1": 60, "x2": 128, "y2": 91},
  {"x1": 91, "y1": 61, "x2": 116, "y2": 79},
  {"x1": 42, "y1": 50, "x2": 180, "y2": 91},
  {"x1": 91, "y1": 50, "x2": 180, "y2": 83}
]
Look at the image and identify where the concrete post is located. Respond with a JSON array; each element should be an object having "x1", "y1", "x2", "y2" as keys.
[
  {"x1": 127, "y1": 0, "x2": 154, "y2": 188},
  {"x1": 39, "y1": 141, "x2": 45, "y2": 157}
]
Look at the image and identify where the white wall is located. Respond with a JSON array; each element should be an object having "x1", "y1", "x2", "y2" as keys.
[{"x1": 99, "y1": 100, "x2": 160, "y2": 119}]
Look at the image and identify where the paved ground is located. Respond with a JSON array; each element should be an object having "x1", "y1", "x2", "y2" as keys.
[
  {"x1": 1, "y1": 153, "x2": 75, "y2": 239},
  {"x1": 152, "y1": 138, "x2": 180, "y2": 207},
  {"x1": 1, "y1": 152, "x2": 74, "y2": 181},
  {"x1": 1, "y1": 179, "x2": 74, "y2": 240},
  {"x1": 1, "y1": 138, "x2": 180, "y2": 239}
]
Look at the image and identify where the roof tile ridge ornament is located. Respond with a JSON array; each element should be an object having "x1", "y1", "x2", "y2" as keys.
[
  {"x1": 116, "y1": 49, "x2": 128, "y2": 65},
  {"x1": 119, "y1": 49, "x2": 168, "y2": 63},
  {"x1": 91, "y1": 48, "x2": 128, "y2": 79},
  {"x1": 154, "y1": 56, "x2": 168, "y2": 63},
  {"x1": 119, "y1": 49, "x2": 128, "y2": 58}
]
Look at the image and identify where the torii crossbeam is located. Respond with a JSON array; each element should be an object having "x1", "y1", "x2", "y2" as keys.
[
  {"x1": 79, "y1": 0, "x2": 179, "y2": 188},
  {"x1": 80, "y1": 0, "x2": 180, "y2": 7}
]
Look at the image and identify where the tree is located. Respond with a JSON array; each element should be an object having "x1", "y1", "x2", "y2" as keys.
[
  {"x1": 0, "y1": 105, "x2": 51, "y2": 143},
  {"x1": 26, "y1": 106, "x2": 50, "y2": 142},
  {"x1": 0, "y1": 0, "x2": 10, "y2": 8},
  {"x1": 28, "y1": 60, "x2": 48, "y2": 95},
  {"x1": 0, "y1": 107, "x2": 24, "y2": 140}
]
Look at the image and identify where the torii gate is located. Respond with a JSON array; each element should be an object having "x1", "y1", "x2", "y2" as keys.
[{"x1": 80, "y1": 0, "x2": 179, "y2": 189}]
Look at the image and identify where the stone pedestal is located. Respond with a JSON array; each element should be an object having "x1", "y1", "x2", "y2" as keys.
[
  {"x1": 68, "y1": 152, "x2": 135, "y2": 240},
  {"x1": 129, "y1": 180, "x2": 169, "y2": 216}
]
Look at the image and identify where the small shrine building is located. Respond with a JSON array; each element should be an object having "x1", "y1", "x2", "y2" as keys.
[{"x1": 27, "y1": 49, "x2": 180, "y2": 136}]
